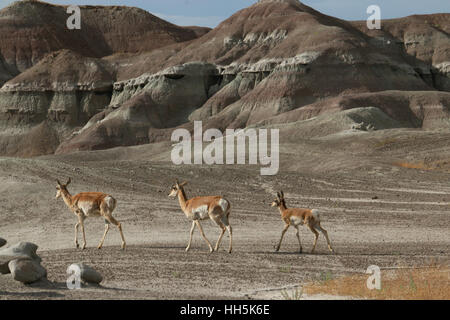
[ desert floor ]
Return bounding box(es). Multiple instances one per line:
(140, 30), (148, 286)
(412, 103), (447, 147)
(0, 128), (449, 299)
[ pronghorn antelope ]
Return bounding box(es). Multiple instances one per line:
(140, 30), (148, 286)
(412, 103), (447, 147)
(271, 191), (333, 254)
(168, 180), (232, 253)
(55, 178), (126, 250)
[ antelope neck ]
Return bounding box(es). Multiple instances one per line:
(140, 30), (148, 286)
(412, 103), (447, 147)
(177, 188), (188, 210)
(61, 189), (74, 207)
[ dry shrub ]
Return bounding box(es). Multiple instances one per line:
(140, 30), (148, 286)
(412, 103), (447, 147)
(394, 162), (432, 170)
(374, 138), (397, 149)
(394, 159), (450, 172)
(303, 265), (449, 300)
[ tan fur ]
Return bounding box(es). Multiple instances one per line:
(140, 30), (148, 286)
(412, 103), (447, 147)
(271, 191), (333, 254)
(169, 180), (232, 253)
(55, 178), (126, 250)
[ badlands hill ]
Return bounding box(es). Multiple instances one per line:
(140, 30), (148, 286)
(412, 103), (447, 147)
(0, 0), (203, 82)
(0, 0), (449, 156)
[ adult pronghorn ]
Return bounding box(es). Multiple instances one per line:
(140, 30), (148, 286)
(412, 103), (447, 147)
(168, 180), (232, 253)
(271, 191), (333, 254)
(55, 178), (126, 250)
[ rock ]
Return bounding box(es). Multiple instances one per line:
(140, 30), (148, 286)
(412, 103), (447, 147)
(0, 0), (448, 157)
(55, 62), (220, 154)
(0, 238), (6, 248)
(0, 1), (201, 77)
(0, 242), (42, 274)
(351, 122), (367, 131)
(70, 263), (103, 284)
(8, 258), (47, 284)
(0, 1), (206, 157)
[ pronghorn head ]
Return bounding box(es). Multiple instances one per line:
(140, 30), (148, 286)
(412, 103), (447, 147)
(168, 179), (188, 198)
(271, 191), (284, 207)
(55, 178), (71, 199)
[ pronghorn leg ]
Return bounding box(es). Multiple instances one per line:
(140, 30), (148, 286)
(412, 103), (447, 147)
(106, 216), (126, 250)
(98, 220), (110, 249)
(294, 226), (303, 253)
(275, 224), (290, 252)
(195, 220), (213, 253)
(74, 222), (80, 248)
(226, 225), (232, 254)
(221, 211), (232, 253)
(78, 214), (87, 250)
(308, 224), (319, 254)
(213, 219), (226, 252)
(315, 223), (334, 253)
(215, 212), (232, 253)
(186, 221), (196, 252)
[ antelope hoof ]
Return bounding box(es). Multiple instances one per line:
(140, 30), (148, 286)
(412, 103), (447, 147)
(185, 246), (191, 252)
(121, 243), (126, 250)
(208, 247), (214, 253)
(97, 245), (103, 250)
(299, 248), (303, 254)
(228, 249), (232, 254)
(75, 243), (79, 249)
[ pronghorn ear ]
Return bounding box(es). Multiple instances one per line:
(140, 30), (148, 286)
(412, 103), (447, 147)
(66, 178), (72, 186)
(276, 192), (281, 200)
(180, 181), (188, 187)
(175, 179), (180, 186)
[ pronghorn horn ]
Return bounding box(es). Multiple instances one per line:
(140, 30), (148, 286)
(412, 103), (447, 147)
(176, 179), (180, 185)
(276, 192), (281, 199)
(180, 181), (188, 187)
(280, 191), (284, 199)
(56, 179), (62, 186)
(66, 177), (72, 186)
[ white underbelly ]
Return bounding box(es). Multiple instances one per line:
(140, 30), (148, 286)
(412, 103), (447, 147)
(78, 202), (101, 217)
(191, 205), (209, 220)
(290, 216), (304, 226)
(85, 210), (101, 217)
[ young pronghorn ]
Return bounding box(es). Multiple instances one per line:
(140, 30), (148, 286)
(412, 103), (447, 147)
(168, 180), (232, 253)
(271, 191), (333, 254)
(55, 178), (126, 250)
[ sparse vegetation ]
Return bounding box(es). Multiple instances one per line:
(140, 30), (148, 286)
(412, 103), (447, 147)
(303, 265), (449, 300)
(318, 271), (334, 284)
(394, 159), (450, 172)
(374, 138), (397, 149)
(281, 286), (303, 300)
(279, 265), (292, 273)
(395, 161), (432, 170)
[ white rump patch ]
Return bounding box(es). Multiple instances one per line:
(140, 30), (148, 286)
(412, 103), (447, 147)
(311, 209), (320, 221)
(218, 199), (229, 212)
(104, 196), (115, 209)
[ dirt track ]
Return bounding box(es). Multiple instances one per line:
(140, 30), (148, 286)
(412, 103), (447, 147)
(0, 129), (449, 299)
